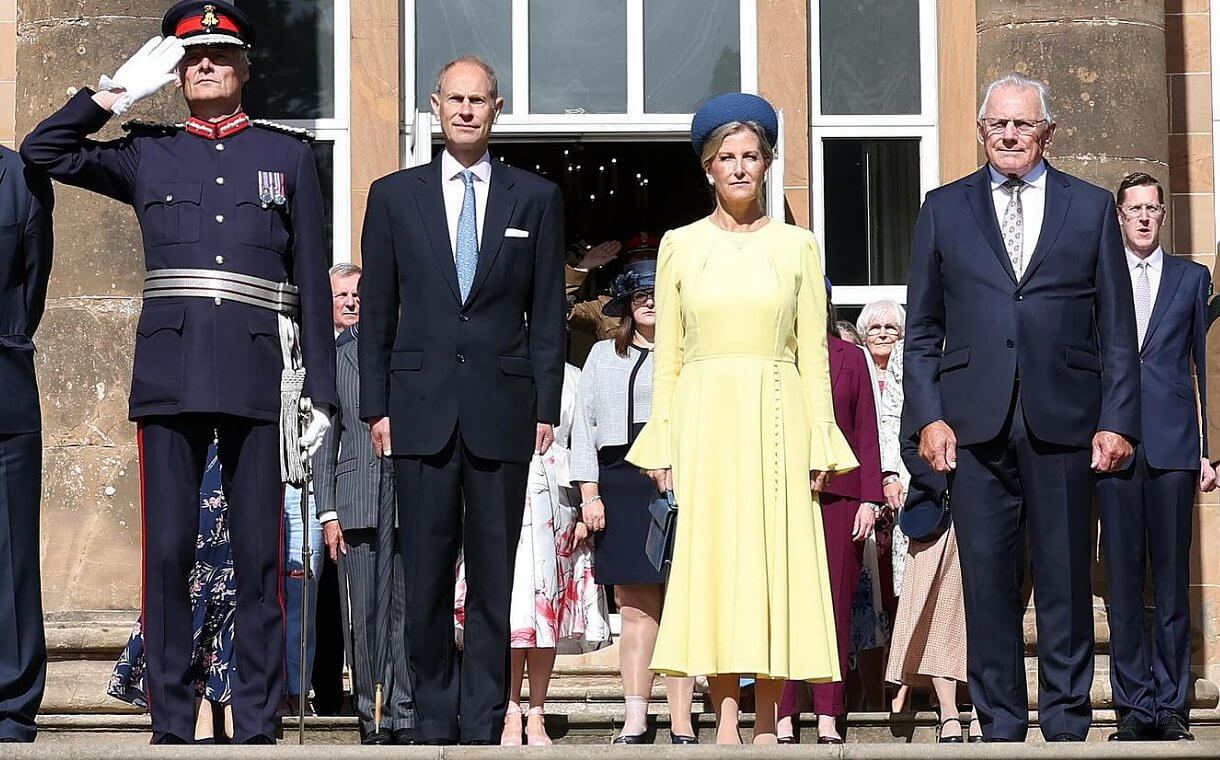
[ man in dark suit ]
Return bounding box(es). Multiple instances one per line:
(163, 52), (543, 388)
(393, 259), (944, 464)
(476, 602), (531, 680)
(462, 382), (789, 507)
(904, 73), (1140, 742)
(1097, 173), (1212, 742)
(0, 149), (53, 743)
(314, 263), (414, 746)
(20, 3), (335, 743)
(359, 56), (565, 745)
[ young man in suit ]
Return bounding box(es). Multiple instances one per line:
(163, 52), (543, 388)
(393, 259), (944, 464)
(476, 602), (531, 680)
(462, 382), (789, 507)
(1098, 173), (1214, 742)
(0, 149), (53, 743)
(904, 73), (1140, 742)
(358, 56), (565, 745)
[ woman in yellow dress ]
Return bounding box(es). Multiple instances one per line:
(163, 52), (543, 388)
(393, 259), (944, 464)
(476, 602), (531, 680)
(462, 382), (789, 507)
(627, 92), (857, 745)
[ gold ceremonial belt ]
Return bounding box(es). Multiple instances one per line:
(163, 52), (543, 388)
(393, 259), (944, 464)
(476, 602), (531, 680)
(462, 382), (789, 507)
(142, 268), (300, 316)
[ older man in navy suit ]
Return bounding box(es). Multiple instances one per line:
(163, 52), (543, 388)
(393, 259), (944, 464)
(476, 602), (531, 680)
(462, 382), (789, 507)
(1097, 173), (1213, 743)
(904, 73), (1140, 742)
(0, 149), (53, 744)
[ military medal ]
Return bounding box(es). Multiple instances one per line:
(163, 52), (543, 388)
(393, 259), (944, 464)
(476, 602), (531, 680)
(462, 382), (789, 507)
(258, 170), (287, 207)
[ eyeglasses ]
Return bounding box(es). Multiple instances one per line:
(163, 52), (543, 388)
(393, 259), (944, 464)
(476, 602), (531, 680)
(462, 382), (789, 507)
(865, 323), (902, 337)
(1119, 203), (1166, 218)
(979, 118), (1047, 136)
(631, 291), (655, 305)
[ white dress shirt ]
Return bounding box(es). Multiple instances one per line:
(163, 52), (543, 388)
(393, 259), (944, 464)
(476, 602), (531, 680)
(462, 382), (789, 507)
(1126, 245), (1164, 311)
(441, 149), (492, 260)
(988, 160), (1047, 277)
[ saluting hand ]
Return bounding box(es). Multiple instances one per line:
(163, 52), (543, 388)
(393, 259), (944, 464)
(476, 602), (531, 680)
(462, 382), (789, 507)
(97, 36), (185, 116)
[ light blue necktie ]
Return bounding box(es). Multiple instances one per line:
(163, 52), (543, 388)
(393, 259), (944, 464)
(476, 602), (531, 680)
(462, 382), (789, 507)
(455, 169), (479, 301)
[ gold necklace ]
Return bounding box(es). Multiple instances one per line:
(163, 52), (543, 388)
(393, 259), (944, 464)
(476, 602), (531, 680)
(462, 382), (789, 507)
(709, 214), (768, 252)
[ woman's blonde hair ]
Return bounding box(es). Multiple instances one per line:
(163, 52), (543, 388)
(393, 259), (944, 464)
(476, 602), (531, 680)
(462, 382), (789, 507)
(698, 120), (775, 172)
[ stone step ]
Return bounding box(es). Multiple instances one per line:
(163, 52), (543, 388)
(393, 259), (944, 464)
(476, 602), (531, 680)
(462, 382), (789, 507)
(27, 709), (1220, 746)
(44, 656), (1219, 715)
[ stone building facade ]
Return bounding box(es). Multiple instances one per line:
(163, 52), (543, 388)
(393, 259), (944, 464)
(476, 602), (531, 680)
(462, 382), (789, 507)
(4, 0), (1219, 719)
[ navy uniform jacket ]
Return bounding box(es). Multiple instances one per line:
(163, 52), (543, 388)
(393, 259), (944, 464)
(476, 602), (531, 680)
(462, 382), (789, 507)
(904, 163), (1140, 448)
(359, 153), (566, 463)
(0, 147), (54, 434)
(1136, 252), (1209, 470)
(20, 89), (335, 421)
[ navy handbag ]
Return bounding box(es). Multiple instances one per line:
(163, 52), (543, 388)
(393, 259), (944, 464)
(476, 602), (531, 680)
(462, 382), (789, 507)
(644, 490), (677, 576)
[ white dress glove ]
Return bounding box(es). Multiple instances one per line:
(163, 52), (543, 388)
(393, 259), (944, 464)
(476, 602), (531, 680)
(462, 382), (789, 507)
(300, 407), (331, 458)
(99, 36), (185, 116)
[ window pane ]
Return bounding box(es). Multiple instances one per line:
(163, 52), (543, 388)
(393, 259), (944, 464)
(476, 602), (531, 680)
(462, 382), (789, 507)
(823, 138), (919, 286)
(241, 0), (335, 119)
(819, 0), (920, 115)
(529, 0), (627, 114)
(644, 0), (740, 113)
(415, 0), (513, 112)
(310, 141), (335, 260)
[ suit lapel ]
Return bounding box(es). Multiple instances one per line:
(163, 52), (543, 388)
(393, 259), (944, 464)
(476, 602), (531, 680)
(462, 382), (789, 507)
(1018, 164), (1072, 287)
(830, 339), (845, 389)
(341, 341), (360, 375)
(465, 163), (516, 306)
(1142, 253), (1184, 352)
(965, 167), (1017, 284)
(414, 155), (462, 304)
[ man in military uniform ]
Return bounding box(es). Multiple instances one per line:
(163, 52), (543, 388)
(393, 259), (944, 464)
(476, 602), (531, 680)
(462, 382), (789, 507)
(21, 1), (335, 745)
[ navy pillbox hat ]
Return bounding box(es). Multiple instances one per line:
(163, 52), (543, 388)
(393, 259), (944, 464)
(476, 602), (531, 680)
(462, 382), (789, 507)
(690, 92), (779, 155)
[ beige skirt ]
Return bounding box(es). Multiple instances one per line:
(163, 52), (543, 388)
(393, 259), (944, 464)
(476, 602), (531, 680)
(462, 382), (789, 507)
(884, 523), (967, 685)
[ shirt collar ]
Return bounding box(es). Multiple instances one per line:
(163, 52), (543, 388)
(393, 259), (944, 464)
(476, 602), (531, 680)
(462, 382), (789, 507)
(442, 149), (493, 184)
(1126, 246), (1164, 272)
(988, 159), (1047, 190)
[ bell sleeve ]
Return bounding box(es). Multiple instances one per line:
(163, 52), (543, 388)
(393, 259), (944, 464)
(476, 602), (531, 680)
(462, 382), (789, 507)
(796, 233), (858, 475)
(627, 232), (682, 469)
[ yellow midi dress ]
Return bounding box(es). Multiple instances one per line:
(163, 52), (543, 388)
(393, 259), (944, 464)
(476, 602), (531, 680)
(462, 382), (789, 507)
(627, 217), (858, 681)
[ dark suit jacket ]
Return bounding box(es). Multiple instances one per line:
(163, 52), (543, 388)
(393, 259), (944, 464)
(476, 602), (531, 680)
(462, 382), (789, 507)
(1135, 252), (1209, 470)
(0, 148), (53, 435)
(825, 335), (884, 503)
(314, 328), (388, 530)
(359, 152), (566, 463)
(904, 162), (1140, 449)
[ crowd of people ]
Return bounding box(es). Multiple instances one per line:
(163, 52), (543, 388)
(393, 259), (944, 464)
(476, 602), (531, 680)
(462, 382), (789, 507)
(0, 0), (1212, 749)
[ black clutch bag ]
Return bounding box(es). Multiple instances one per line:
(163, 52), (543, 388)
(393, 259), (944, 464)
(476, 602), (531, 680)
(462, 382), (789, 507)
(898, 479), (952, 544)
(644, 490), (677, 576)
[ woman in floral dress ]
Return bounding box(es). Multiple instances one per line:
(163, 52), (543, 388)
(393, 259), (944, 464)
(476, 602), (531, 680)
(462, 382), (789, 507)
(109, 441), (237, 743)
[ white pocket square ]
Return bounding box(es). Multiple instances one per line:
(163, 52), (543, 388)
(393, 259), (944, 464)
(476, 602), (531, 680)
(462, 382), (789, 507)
(505, 227), (530, 238)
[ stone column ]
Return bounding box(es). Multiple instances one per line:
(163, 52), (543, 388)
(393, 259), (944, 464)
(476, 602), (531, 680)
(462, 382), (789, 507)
(18, 1), (188, 614)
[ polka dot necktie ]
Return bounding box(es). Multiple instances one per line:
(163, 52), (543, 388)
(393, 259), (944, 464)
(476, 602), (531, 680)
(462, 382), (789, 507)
(1002, 179), (1026, 278)
(1133, 261), (1152, 348)
(456, 169), (479, 301)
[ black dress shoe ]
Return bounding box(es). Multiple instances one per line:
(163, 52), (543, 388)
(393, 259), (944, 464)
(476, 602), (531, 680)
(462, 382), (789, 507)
(1158, 714), (1195, 741)
(816, 735), (844, 744)
(151, 734), (191, 745)
(1047, 733), (1084, 742)
(1109, 715), (1153, 741)
(242, 735), (276, 745)
(361, 728), (392, 745)
(392, 728), (418, 745)
(612, 733), (648, 744)
(670, 733), (698, 744)
(460, 739), (494, 745)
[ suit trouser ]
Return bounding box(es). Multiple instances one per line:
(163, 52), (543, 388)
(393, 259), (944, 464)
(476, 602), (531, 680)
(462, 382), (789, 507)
(1096, 448), (1194, 725)
(138, 415), (284, 744)
(778, 495), (862, 718)
(395, 427), (528, 743)
(338, 527), (414, 733)
(0, 431), (46, 742)
(952, 394), (1095, 741)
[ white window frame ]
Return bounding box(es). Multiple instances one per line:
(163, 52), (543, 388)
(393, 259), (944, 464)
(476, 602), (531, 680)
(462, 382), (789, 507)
(809, 0), (938, 310)
(258, 0), (353, 263)
(403, 0), (758, 147)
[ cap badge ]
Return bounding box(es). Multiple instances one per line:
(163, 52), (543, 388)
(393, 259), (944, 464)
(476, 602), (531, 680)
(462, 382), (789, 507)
(202, 5), (219, 32)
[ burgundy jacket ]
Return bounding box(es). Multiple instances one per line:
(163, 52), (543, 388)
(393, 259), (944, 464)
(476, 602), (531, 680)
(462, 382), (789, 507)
(823, 335), (885, 503)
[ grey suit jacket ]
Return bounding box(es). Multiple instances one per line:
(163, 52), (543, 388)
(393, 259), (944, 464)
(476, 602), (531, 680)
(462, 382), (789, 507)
(314, 331), (390, 530)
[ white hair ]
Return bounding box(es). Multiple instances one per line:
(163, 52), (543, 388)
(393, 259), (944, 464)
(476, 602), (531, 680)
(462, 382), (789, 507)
(856, 299), (906, 337)
(329, 262), (362, 278)
(978, 73), (1055, 123)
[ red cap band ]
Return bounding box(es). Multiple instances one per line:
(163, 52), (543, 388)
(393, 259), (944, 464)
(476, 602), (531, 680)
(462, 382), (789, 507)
(175, 14), (241, 38)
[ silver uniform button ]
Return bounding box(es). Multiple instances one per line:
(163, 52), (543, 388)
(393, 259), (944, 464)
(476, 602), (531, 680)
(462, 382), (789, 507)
(215, 255), (225, 264)
(215, 214), (224, 223)
(213, 297), (222, 306)
(165, 194), (173, 202)
(215, 143), (225, 151)
(215, 177), (225, 185)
